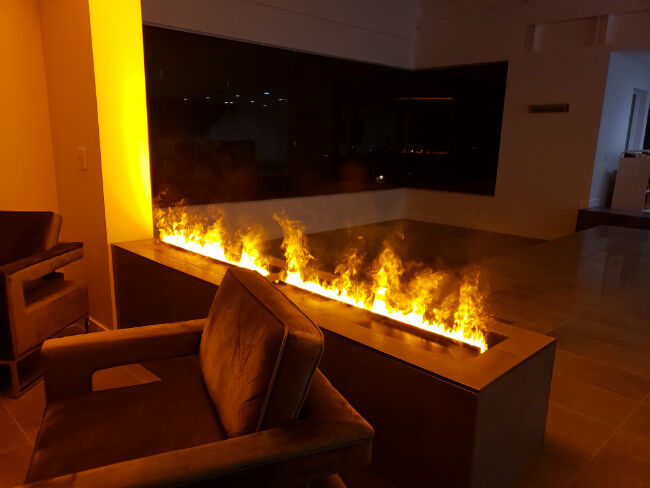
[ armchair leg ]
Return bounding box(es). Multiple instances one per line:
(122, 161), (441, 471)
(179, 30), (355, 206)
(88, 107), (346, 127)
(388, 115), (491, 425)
(84, 317), (89, 333)
(9, 361), (21, 398)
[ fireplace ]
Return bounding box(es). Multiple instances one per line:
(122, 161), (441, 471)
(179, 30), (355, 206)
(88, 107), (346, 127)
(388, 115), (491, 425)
(154, 208), (493, 353)
(278, 283), (555, 488)
(134, 19), (553, 488)
(112, 222), (556, 488)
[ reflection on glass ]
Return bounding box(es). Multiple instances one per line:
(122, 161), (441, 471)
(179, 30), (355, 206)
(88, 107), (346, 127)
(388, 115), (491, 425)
(144, 26), (507, 206)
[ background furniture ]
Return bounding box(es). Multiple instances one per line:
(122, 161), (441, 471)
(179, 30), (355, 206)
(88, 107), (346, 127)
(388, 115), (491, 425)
(576, 206), (650, 232)
(0, 211), (88, 397)
(24, 267), (373, 487)
(612, 154), (650, 212)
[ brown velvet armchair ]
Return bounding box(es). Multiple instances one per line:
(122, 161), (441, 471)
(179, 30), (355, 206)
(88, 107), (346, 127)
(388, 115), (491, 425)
(22, 267), (373, 487)
(0, 211), (88, 396)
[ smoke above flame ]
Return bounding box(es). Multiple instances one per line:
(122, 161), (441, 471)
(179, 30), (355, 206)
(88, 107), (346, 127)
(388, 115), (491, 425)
(155, 208), (489, 351)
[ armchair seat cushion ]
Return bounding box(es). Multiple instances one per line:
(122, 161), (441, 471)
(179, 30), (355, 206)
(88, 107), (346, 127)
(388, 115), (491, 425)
(26, 355), (225, 483)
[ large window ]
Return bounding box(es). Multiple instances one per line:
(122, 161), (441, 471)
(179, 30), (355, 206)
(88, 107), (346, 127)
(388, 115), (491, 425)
(144, 26), (507, 206)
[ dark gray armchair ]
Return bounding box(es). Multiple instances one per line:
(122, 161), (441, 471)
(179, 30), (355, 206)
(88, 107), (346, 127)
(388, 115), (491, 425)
(0, 211), (88, 396)
(22, 267), (373, 487)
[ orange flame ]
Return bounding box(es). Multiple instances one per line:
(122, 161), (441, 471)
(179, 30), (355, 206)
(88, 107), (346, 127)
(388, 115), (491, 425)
(155, 208), (488, 351)
(274, 214), (488, 352)
(154, 207), (270, 276)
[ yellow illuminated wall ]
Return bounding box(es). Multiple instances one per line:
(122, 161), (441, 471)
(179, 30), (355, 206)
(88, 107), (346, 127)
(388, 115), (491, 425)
(88, 0), (153, 244)
(0, 0), (58, 212)
(39, 0), (114, 328)
(37, 0), (153, 328)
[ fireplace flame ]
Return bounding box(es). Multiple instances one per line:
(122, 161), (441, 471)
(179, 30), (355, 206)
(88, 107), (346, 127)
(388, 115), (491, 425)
(155, 207), (270, 276)
(155, 208), (488, 351)
(274, 215), (488, 352)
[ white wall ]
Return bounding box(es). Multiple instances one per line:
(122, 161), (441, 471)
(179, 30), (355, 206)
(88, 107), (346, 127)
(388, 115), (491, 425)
(590, 51), (650, 207)
(406, 47), (611, 239)
(409, 1), (650, 238)
(141, 0), (418, 68)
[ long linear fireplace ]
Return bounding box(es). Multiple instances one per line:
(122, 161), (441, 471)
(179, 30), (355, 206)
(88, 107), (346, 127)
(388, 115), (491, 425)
(155, 208), (492, 352)
(112, 236), (555, 488)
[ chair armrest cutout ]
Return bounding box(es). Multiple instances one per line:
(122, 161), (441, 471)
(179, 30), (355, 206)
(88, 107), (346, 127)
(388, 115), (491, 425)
(43, 319), (204, 403)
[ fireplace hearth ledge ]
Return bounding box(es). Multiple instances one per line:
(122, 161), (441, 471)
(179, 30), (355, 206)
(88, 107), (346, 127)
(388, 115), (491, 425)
(112, 239), (556, 488)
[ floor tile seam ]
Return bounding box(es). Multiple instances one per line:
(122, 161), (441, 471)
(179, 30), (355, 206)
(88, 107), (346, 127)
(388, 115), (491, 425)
(563, 397), (644, 487)
(0, 444), (33, 488)
(547, 400), (613, 430)
(0, 401), (32, 451)
(552, 371), (641, 399)
(545, 316), (573, 335)
(619, 403), (650, 439)
(555, 323), (650, 354)
(0, 438), (32, 459)
(499, 316), (569, 336)
(492, 296), (588, 317)
(487, 301), (571, 326)
(573, 314), (650, 341)
(554, 329), (650, 366)
(549, 377), (640, 428)
(488, 298), (573, 322)
(567, 314), (650, 337)
(561, 350), (650, 380)
(553, 350), (650, 399)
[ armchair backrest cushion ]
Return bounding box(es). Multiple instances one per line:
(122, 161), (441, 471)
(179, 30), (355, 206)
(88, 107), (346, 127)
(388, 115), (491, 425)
(0, 211), (61, 265)
(200, 267), (323, 438)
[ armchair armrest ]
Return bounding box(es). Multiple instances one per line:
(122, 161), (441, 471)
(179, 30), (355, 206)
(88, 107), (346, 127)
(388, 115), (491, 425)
(22, 371), (374, 488)
(0, 242), (83, 282)
(43, 320), (205, 404)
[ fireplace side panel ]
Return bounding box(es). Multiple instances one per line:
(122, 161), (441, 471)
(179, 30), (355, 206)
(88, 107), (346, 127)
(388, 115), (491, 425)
(471, 342), (556, 488)
(112, 245), (217, 328)
(320, 329), (479, 488)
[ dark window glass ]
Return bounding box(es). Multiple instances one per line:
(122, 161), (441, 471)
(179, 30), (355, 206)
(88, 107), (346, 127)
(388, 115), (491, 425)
(144, 26), (507, 206)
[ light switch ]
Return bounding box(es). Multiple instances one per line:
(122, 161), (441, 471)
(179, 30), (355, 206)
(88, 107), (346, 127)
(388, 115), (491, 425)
(77, 146), (87, 171)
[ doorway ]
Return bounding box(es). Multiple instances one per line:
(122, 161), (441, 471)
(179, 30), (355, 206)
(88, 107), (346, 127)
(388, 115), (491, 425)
(625, 88), (648, 151)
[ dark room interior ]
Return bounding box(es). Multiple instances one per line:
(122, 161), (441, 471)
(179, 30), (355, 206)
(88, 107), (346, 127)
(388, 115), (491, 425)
(1, 2), (650, 488)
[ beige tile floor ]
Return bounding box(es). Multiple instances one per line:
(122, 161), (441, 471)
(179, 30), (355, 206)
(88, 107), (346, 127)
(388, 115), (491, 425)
(478, 226), (650, 488)
(1, 223), (649, 487)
